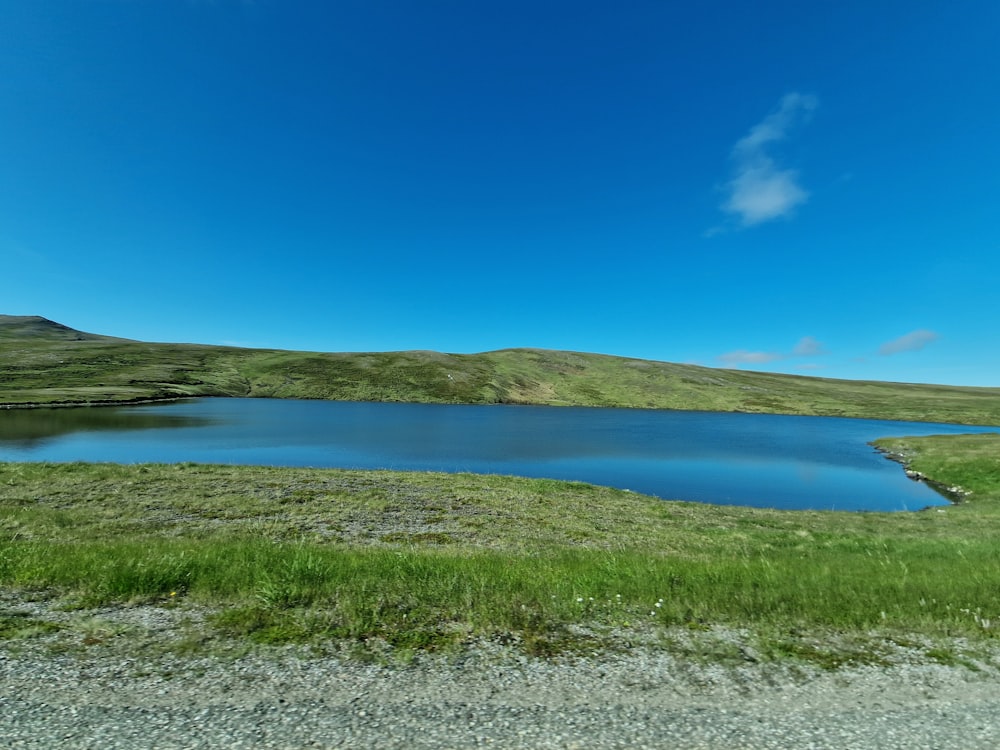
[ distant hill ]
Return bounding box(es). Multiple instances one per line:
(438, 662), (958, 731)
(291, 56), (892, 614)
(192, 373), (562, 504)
(2, 315), (999, 425)
(0, 315), (132, 343)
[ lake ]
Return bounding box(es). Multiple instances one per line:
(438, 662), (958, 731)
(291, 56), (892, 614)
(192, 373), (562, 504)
(1, 398), (996, 511)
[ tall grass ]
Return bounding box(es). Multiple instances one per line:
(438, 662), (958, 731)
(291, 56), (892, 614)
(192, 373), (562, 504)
(4, 534), (999, 651)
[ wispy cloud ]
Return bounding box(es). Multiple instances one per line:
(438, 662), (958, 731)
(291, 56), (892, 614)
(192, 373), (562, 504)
(793, 335), (826, 356)
(718, 92), (817, 227)
(878, 329), (940, 356)
(718, 335), (827, 368)
(718, 349), (783, 366)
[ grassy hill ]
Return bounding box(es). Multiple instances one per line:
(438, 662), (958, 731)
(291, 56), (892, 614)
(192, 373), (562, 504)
(3, 315), (999, 425)
(0, 315), (131, 343)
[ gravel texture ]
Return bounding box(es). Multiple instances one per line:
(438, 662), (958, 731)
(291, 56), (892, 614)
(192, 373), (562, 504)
(3, 599), (1000, 749)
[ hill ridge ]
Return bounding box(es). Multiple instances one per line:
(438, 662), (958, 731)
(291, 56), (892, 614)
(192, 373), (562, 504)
(0, 315), (131, 343)
(1, 315), (998, 425)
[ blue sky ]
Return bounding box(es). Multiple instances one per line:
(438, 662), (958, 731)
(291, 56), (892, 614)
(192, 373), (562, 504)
(2, 1), (998, 386)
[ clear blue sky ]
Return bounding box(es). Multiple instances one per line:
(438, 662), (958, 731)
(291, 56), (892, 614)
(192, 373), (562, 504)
(3, 1), (998, 386)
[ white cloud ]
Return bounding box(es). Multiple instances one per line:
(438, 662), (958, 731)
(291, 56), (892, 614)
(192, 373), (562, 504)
(724, 164), (807, 225)
(793, 336), (826, 357)
(720, 93), (817, 227)
(718, 334), (826, 368)
(732, 93), (817, 156)
(878, 329), (940, 356)
(718, 349), (783, 366)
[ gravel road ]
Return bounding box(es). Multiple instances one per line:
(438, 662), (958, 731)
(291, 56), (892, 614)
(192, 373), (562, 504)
(3, 601), (1000, 749)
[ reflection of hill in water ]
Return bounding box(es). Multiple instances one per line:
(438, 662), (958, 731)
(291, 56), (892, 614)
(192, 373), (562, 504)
(0, 407), (208, 448)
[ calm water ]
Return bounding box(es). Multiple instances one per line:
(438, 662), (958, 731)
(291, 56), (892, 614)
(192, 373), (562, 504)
(2, 398), (997, 511)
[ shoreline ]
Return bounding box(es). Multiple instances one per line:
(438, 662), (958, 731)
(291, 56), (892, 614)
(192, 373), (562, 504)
(872, 444), (972, 502)
(2, 393), (995, 429)
(0, 396), (192, 410)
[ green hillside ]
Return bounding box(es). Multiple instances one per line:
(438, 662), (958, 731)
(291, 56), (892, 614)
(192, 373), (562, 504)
(0, 315), (131, 343)
(2, 315), (999, 425)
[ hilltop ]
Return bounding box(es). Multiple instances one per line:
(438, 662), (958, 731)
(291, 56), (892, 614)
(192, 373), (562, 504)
(0, 315), (132, 343)
(1, 315), (998, 424)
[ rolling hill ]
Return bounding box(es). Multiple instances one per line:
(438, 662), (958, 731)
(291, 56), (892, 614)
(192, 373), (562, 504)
(2, 315), (998, 425)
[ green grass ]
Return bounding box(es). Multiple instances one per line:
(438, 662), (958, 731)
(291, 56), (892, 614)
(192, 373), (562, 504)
(3, 438), (1000, 658)
(873, 434), (1000, 508)
(4, 316), (1000, 663)
(3, 315), (1000, 424)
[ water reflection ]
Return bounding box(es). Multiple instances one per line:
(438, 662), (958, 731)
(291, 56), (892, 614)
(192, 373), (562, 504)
(0, 404), (211, 449)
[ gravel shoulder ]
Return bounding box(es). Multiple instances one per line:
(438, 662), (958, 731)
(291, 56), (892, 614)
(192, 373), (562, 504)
(3, 598), (1000, 749)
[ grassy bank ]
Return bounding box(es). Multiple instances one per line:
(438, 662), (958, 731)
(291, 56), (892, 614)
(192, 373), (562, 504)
(3, 435), (1000, 662)
(3, 315), (1000, 424)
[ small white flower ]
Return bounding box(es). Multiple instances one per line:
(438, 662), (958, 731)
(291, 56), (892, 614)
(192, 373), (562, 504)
(576, 597), (584, 603)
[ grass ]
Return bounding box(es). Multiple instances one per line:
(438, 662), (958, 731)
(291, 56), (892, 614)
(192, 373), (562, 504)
(2, 437), (1000, 661)
(3, 316), (1000, 665)
(3, 315), (1000, 424)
